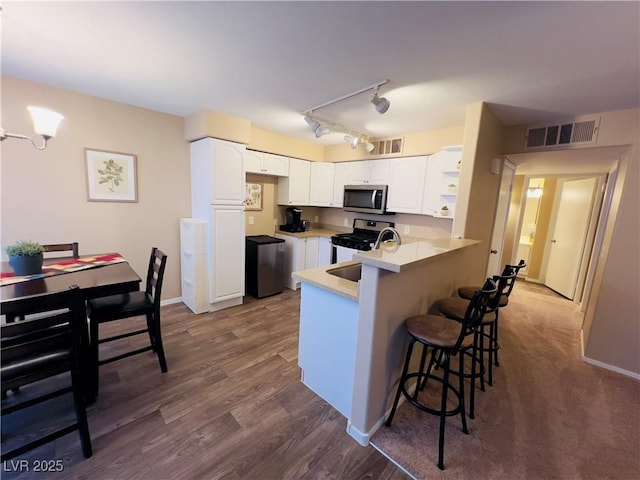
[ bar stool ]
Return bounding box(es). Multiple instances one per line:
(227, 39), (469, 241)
(456, 260), (525, 368)
(385, 278), (496, 470)
(432, 267), (517, 405)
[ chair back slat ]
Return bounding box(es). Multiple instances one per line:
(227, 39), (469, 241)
(456, 278), (497, 349)
(1, 286), (84, 381)
(144, 247), (168, 310)
(42, 242), (79, 258)
(489, 266), (517, 309)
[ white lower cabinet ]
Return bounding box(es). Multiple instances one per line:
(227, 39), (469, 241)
(298, 282), (358, 417)
(318, 237), (332, 266)
(275, 234), (332, 289)
(209, 205), (245, 308)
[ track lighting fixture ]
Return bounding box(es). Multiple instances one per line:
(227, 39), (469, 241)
(369, 87), (390, 114)
(0, 106), (64, 150)
(315, 124), (330, 138)
(300, 80), (390, 144)
(344, 134), (360, 149)
(363, 139), (375, 153)
(304, 114), (321, 133)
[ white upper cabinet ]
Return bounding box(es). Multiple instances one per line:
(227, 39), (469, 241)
(263, 153), (290, 176)
(332, 162), (349, 207)
(190, 138), (245, 216)
(422, 146), (461, 218)
(278, 157), (311, 205)
(387, 156), (428, 214)
(309, 162), (335, 206)
(244, 150), (289, 176)
(346, 159), (390, 185)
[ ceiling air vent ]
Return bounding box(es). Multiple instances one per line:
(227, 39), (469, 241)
(369, 137), (403, 155)
(524, 117), (600, 149)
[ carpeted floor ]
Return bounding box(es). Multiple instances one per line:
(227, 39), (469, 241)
(370, 281), (640, 479)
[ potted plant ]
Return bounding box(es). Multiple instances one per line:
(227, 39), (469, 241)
(5, 240), (45, 275)
(447, 183), (457, 193)
(440, 205), (450, 216)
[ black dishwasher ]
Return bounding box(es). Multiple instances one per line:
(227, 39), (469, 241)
(245, 235), (286, 299)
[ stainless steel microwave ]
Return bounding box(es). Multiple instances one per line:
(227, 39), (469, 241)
(343, 185), (390, 214)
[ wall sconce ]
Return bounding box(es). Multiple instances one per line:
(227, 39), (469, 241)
(0, 106), (64, 150)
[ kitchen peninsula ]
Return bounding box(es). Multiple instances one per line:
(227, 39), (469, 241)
(292, 237), (481, 446)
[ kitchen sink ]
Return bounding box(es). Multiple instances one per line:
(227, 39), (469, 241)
(326, 263), (362, 282)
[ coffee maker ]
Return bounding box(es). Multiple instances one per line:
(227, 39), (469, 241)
(280, 207), (304, 232)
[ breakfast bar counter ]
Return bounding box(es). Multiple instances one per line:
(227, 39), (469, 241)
(292, 236), (482, 446)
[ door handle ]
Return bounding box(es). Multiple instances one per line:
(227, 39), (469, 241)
(551, 239), (557, 243)
(490, 249), (498, 254)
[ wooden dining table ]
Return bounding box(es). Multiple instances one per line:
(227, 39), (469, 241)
(1, 254), (142, 401)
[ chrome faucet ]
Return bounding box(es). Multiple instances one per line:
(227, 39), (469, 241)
(373, 227), (402, 250)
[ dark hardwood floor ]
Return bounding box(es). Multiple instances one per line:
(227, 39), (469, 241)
(1, 289), (408, 480)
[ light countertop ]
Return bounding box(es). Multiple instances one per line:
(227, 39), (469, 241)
(292, 261), (360, 302)
(292, 237), (481, 301)
(274, 227), (344, 239)
(355, 237), (481, 273)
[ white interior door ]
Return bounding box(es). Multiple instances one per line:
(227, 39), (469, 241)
(544, 177), (597, 299)
(487, 161), (515, 277)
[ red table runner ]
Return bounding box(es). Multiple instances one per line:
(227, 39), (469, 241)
(0, 253), (127, 286)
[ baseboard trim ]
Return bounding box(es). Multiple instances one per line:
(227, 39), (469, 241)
(582, 355), (640, 380)
(345, 378), (417, 447)
(162, 297), (183, 307)
(581, 330), (640, 379)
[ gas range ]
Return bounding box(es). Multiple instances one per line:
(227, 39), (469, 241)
(331, 219), (395, 251)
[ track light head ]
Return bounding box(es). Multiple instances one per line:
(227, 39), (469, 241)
(315, 123), (331, 138)
(370, 90), (390, 114)
(363, 139), (375, 153)
(344, 134), (360, 149)
(304, 114), (321, 132)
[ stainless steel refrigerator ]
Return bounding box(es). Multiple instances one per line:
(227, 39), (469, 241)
(245, 235), (285, 298)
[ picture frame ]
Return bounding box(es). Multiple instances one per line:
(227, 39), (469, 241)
(244, 182), (263, 211)
(85, 148), (138, 202)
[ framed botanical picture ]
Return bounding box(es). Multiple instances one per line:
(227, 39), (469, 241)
(85, 148), (138, 202)
(244, 182), (263, 211)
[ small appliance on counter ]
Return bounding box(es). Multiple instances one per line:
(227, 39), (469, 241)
(279, 207), (305, 232)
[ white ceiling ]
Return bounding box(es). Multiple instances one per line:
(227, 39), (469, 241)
(2, 1), (639, 146)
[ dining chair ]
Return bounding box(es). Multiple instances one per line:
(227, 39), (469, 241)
(43, 242), (80, 258)
(87, 247), (168, 399)
(1, 285), (93, 461)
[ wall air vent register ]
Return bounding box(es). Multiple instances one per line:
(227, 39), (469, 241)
(524, 117), (600, 149)
(368, 137), (403, 156)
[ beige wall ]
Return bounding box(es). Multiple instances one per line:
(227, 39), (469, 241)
(248, 127), (324, 162)
(503, 108), (640, 375)
(452, 102), (504, 283)
(1, 76), (190, 301)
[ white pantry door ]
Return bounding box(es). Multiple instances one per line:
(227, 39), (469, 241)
(544, 177), (597, 299)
